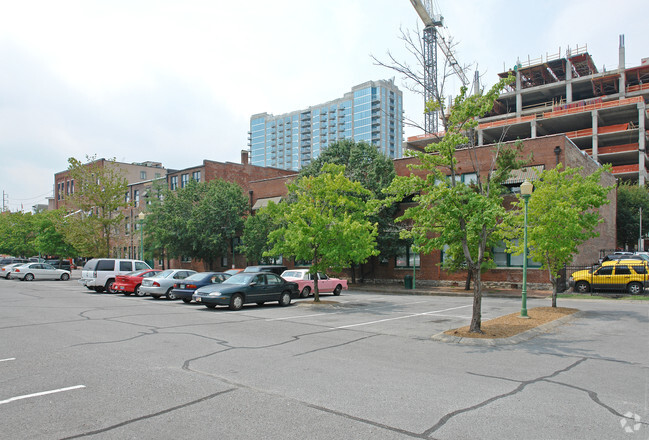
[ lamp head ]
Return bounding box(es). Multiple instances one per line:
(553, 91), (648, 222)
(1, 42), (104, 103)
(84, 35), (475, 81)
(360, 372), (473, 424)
(520, 179), (533, 196)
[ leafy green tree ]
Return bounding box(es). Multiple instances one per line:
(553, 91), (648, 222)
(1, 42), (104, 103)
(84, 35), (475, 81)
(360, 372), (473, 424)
(383, 76), (524, 333)
(505, 164), (613, 307)
(299, 139), (405, 280)
(0, 212), (36, 257)
(616, 182), (649, 249)
(62, 156), (129, 257)
(264, 164), (379, 301)
(33, 209), (77, 257)
(240, 210), (277, 265)
(145, 179), (248, 269)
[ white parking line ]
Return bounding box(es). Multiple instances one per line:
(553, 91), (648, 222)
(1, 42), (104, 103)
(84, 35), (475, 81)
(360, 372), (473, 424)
(0, 385), (86, 405)
(0, 358), (16, 362)
(332, 304), (473, 329)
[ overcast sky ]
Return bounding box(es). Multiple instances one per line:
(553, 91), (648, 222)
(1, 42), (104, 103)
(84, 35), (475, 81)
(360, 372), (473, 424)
(0, 0), (645, 211)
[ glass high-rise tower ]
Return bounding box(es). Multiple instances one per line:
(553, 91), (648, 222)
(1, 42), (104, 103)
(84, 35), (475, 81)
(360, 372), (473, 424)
(249, 79), (403, 170)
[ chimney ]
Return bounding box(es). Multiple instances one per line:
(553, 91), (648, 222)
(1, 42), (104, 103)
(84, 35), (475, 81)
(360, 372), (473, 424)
(241, 150), (249, 165)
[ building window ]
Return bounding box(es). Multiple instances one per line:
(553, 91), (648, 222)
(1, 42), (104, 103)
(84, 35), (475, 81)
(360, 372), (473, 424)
(170, 176), (178, 190)
(125, 221), (130, 235)
(192, 171), (201, 182)
(396, 245), (420, 268)
(181, 256), (191, 263)
(140, 171), (147, 180)
(134, 190), (140, 207)
(125, 191), (130, 203)
(493, 241), (541, 268)
(181, 174), (189, 188)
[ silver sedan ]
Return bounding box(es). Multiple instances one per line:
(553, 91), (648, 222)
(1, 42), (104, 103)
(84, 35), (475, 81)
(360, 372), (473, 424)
(139, 269), (196, 299)
(11, 263), (71, 281)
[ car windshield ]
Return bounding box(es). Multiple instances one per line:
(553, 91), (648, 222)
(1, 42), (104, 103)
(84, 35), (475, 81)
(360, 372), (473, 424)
(154, 270), (175, 278)
(223, 273), (255, 285)
(282, 271), (303, 278)
(126, 269), (149, 276)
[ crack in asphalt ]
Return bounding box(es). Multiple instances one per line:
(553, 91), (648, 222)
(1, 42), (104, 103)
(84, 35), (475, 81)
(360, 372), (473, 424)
(421, 358), (588, 436)
(58, 388), (237, 439)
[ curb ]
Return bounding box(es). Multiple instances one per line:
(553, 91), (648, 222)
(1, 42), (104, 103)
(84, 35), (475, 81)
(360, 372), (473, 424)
(431, 311), (584, 346)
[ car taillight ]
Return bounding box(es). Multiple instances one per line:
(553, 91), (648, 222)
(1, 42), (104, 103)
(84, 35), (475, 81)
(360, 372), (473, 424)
(14, 269), (20, 272)
(174, 283), (179, 288)
(153, 281), (160, 287)
(186, 284), (197, 289)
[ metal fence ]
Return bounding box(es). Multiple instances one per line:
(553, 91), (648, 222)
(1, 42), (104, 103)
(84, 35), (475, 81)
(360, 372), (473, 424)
(557, 264), (648, 295)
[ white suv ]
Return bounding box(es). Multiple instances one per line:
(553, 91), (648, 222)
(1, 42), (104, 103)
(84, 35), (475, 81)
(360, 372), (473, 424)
(80, 258), (151, 292)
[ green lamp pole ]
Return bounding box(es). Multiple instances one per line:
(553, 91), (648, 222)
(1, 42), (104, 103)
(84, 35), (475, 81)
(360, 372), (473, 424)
(520, 179), (533, 318)
(138, 211), (146, 261)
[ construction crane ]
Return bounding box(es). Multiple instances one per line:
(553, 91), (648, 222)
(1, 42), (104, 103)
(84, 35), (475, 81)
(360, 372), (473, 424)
(409, 0), (469, 134)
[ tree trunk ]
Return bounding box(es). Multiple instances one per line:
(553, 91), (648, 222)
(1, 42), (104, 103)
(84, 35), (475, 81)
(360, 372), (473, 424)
(350, 264), (356, 284)
(464, 270), (472, 290)
(313, 275), (320, 302)
(550, 275), (557, 307)
(469, 267), (483, 333)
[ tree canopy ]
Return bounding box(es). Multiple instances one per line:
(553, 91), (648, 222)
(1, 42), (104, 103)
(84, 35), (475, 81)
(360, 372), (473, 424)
(616, 182), (649, 249)
(264, 163), (379, 301)
(61, 156), (129, 257)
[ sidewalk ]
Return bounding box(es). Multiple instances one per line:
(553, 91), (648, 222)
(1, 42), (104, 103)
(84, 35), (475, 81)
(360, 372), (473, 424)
(349, 282), (552, 299)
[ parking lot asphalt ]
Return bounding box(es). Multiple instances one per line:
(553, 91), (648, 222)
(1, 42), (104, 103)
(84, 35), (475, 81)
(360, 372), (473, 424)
(1, 276), (647, 439)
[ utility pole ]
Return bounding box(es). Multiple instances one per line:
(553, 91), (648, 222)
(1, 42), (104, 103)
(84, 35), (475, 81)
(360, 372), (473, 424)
(639, 207), (643, 252)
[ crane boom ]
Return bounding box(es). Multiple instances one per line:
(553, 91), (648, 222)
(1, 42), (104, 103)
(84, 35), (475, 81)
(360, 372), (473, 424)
(438, 34), (469, 85)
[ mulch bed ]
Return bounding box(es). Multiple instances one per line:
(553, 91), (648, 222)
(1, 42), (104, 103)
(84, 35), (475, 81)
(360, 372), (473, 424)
(444, 307), (579, 339)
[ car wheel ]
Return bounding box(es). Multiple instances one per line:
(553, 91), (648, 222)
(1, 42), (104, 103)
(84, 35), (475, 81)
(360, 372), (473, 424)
(134, 285), (145, 297)
(205, 304), (216, 309)
(300, 286), (311, 298)
(279, 291), (291, 307)
(627, 282), (643, 295)
(24, 273), (34, 281)
(574, 281), (590, 294)
(182, 298), (191, 303)
(105, 279), (115, 293)
(333, 284), (342, 296)
(229, 293), (244, 311)
(166, 288), (177, 300)
(60, 273), (70, 281)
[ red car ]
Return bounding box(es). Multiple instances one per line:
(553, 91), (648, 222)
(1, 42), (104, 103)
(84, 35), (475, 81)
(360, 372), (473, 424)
(112, 269), (162, 296)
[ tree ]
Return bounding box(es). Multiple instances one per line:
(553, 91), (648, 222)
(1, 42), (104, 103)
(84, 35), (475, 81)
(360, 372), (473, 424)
(145, 179), (248, 269)
(382, 76), (524, 333)
(299, 140), (405, 280)
(33, 209), (77, 257)
(616, 182), (649, 250)
(264, 164), (379, 301)
(505, 164), (613, 307)
(0, 212), (36, 257)
(240, 210), (277, 265)
(61, 156), (129, 257)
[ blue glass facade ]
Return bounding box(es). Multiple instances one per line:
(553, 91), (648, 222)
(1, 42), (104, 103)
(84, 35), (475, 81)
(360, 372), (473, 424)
(250, 79), (403, 170)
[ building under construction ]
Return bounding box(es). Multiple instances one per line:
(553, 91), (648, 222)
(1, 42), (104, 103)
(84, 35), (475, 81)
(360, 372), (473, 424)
(407, 36), (649, 184)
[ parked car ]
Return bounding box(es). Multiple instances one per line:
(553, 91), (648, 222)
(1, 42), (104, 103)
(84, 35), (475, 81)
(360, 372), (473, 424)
(79, 258), (151, 292)
(1, 263), (26, 279)
(281, 269), (348, 298)
(140, 269), (197, 299)
(112, 269), (163, 296)
(600, 252), (648, 263)
(224, 268), (244, 276)
(46, 259), (72, 271)
(192, 272), (298, 310)
(0, 257), (29, 266)
(170, 272), (230, 303)
(569, 260), (648, 294)
(243, 265), (287, 276)
(11, 263), (71, 281)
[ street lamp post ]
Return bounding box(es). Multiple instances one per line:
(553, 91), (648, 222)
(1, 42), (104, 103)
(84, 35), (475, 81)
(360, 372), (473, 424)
(520, 179), (533, 319)
(138, 212), (146, 261)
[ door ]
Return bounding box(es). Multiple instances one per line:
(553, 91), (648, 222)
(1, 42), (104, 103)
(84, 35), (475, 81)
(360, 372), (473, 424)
(591, 266), (613, 290)
(247, 274), (267, 302)
(40, 263), (59, 280)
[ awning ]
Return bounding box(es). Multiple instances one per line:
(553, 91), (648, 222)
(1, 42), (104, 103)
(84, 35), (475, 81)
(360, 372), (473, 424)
(501, 165), (544, 185)
(252, 196), (282, 210)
